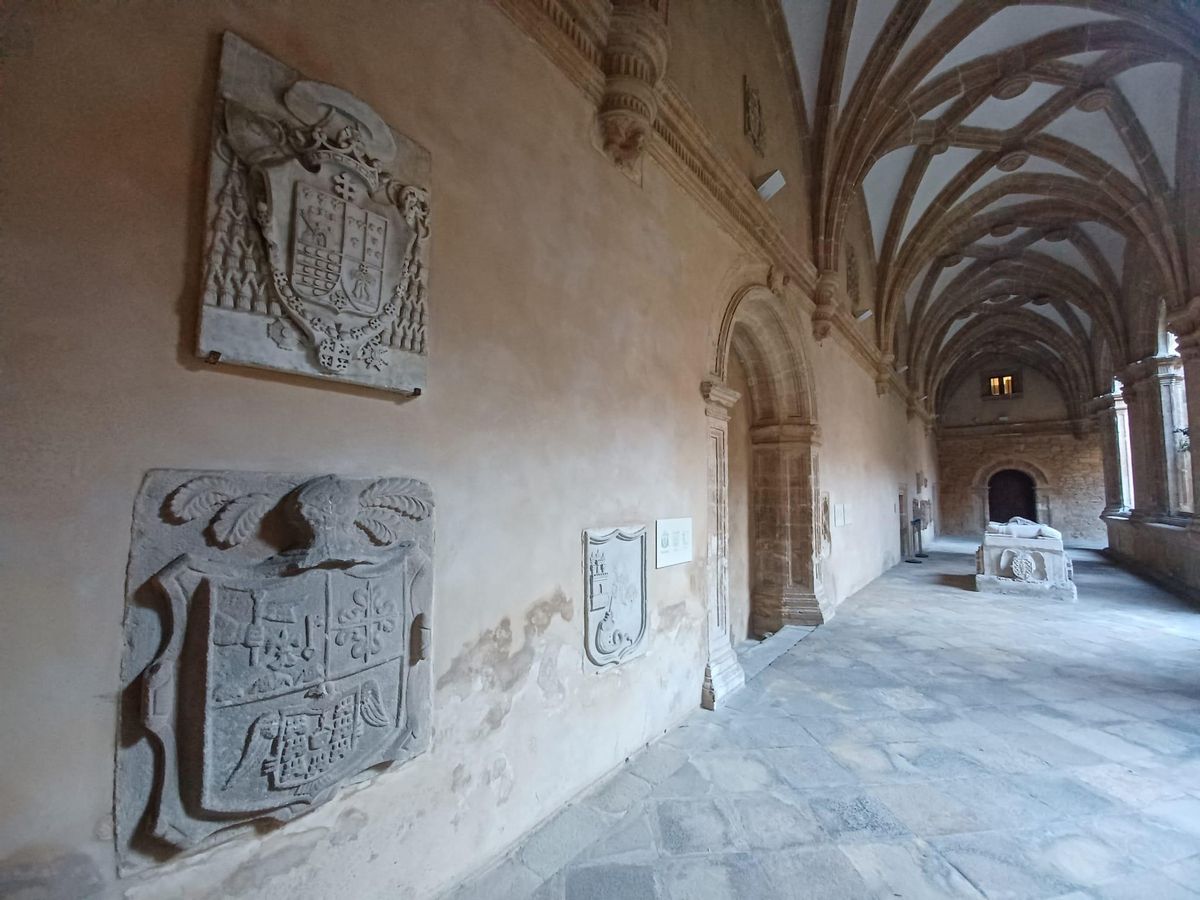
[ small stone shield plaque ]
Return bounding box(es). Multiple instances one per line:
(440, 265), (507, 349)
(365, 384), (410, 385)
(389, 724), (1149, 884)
(583, 526), (648, 667)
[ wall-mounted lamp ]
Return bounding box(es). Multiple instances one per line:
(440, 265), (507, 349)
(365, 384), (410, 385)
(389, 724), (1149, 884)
(855, 309), (873, 322)
(755, 169), (786, 201)
(897, 365), (909, 374)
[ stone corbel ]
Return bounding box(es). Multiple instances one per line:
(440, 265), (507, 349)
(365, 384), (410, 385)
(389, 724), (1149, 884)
(812, 271), (840, 343)
(1169, 295), (1200, 360)
(875, 352), (895, 397)
(768, 264), (790, 298)
(597, 0), (670, 172)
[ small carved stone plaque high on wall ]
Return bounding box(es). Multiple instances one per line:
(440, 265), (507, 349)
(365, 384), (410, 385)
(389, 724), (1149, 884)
(583, 526), (648, 668)
(117, 469), (434, 868)
(197, 33), (431, 395)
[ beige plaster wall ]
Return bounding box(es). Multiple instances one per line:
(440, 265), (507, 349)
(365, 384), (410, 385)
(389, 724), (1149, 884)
(941, 365), (1071, 426)
(938, 430), (1107, 543)
(726, 353), (754, 645)
(814, 340), (940, 599)
(667, 0), (811, 254)
(0, 2), (935, 897)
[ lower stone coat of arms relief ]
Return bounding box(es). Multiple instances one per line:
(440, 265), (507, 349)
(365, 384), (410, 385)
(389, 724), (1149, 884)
(583, 526), (648, 668)
(116, 469), (434, 870)
(197, 32), (431, 395)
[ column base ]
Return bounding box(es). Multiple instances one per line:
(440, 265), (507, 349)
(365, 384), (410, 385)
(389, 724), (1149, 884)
(752, 586), (835, 631)
(701, 637), (745, 710)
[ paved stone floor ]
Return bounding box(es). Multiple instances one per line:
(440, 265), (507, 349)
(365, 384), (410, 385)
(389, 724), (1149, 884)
(447, 540), (1200, 899)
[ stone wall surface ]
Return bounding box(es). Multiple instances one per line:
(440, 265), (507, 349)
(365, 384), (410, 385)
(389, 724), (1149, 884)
(1106, 518), (1200, 597)
(938, 428), (1106, 543)
(0, 2), (936, 898)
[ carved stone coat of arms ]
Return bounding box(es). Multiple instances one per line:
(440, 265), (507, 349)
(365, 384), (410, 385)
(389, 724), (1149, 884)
(197, 33), (431, 394)
(116, 469), (434, 869)
(583, 526), (648, 668)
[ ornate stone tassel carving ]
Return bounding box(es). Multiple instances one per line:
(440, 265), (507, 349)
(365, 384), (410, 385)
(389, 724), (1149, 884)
(598, 0), (670, 170)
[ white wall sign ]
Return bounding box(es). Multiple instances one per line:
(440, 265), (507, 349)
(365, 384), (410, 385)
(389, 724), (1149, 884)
(655, 518), (693, 568)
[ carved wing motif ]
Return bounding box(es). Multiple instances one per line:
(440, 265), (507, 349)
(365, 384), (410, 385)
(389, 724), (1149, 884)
(168, 476), (238, 521)
(210, 493), (274, 548)
(354, 478), (432, 545)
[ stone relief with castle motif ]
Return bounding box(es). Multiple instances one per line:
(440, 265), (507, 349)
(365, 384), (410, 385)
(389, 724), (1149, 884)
(197, 33), (431, 395)
(583, 526), (648, 668)
(116, 469), (434, 869)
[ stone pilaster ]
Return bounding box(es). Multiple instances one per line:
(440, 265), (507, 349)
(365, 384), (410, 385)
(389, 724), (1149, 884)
(700, 378), (745, 710)
(748, 421), (831, 629)
(1087, 393), (1125, 517)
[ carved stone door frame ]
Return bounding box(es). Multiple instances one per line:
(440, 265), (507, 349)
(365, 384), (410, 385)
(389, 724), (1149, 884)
(701, 381), (747, 710)
(698, 280), (825, 709)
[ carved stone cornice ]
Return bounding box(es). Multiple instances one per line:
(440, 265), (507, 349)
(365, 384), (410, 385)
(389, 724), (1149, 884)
(598, 0), (670, 170)
(492, 0), (607, 100)
(701, 378), (740, 420)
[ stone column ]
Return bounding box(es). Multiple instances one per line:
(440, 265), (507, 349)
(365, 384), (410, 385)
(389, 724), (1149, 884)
(748, 421), (830, 629)
(1171, 297), (1200, 528)
(1087, 393), (1125, 517)
(700, 379), (746, 710)
(1157, 362), (1189, 515)
(1121, 357), (1172, 519)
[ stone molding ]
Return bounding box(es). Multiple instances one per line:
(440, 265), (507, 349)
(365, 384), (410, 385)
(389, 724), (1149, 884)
(700, 378), (740, 421)
(748, 421), (821, 447)
(938, 418), (1092, 439)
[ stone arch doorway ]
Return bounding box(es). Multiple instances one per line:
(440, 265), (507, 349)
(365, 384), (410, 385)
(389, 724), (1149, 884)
(701, 281), (826, 709)
(988, 469), (1037, 523)
(972, 460), (1052, 530)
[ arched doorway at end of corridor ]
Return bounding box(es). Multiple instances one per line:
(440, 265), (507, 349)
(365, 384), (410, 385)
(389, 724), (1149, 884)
(988, 468), (1037, 522)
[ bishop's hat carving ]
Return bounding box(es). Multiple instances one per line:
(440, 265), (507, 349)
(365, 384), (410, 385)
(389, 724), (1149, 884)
(198, 33), (431, 395)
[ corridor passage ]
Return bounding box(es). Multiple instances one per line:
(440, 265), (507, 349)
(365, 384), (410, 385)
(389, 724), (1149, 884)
(449, 541), (1200, 900)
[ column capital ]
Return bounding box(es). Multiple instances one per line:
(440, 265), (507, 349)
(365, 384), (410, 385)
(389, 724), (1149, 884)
(1169, 294), (1200, 359)
(1086, 393), (1117, 416)
(701, 377), (740, 420)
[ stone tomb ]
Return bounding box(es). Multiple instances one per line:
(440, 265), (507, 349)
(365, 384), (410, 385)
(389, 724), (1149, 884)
(583, 526), (648, 668)
(117, 469), (434, 869)
(197, 33), (431, 395)
(975, 516), (1077, 602)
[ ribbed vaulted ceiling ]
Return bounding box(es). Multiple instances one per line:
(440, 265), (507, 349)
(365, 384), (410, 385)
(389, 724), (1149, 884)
(780, 0), (1200, 420)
